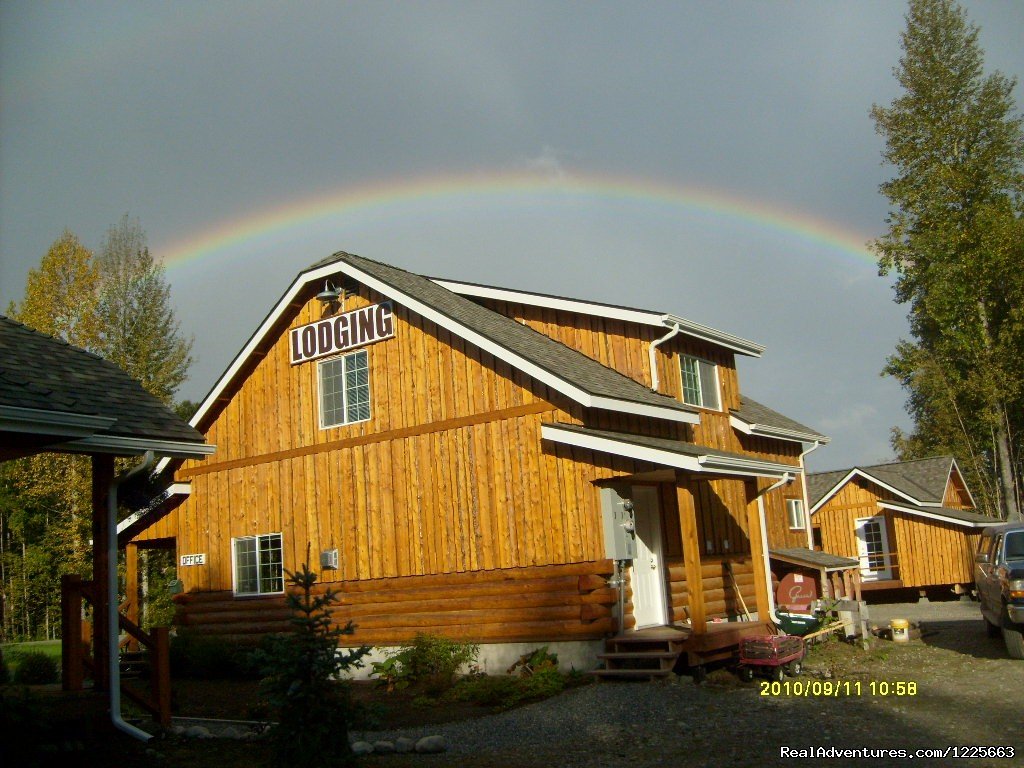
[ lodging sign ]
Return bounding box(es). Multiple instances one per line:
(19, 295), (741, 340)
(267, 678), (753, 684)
(290, 301), (395, 365)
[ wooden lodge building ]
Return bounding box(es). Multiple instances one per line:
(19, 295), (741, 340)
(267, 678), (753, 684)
(808, 457), (999, 595)
(125, 252), (834, 671)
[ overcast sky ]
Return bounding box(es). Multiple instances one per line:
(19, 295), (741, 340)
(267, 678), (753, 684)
(2, 1), (1022, 473)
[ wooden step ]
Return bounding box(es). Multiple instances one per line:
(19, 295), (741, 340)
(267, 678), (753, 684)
(588, 667), (675, 680)
(597, 651), (679, 662)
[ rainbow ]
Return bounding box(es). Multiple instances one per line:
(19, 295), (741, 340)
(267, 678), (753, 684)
(158, 170), (876, 272)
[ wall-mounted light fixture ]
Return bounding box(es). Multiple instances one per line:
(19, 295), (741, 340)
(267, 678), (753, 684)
(316, 280), (341, 303)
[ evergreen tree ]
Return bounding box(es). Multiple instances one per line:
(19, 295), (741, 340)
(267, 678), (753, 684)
(96, 214), (193, 405)
(871, 0), (1024, 519)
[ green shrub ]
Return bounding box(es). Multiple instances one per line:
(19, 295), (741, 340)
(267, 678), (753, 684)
(170, 632), (261, 679)
(371, 634), (479, 695)
(447, 666), (566, 710)
(12, 652), (58, 685)
(0, 648), (8, 684)
(507, 645), (559, 676)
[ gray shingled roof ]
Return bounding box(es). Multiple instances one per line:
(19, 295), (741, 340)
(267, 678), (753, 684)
(808, 456), (958, 508)
(806, 469), (849, 507)
(731, 396), (828, 441)
(321, 252), (698, 417)
(0, 315), (205, 446)
(770, 547), (859, 571)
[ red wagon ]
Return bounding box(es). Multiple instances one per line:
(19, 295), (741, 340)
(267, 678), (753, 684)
(737, 634), (804, 682)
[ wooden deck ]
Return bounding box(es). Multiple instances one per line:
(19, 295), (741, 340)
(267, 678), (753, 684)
(611, 621), (775, 670)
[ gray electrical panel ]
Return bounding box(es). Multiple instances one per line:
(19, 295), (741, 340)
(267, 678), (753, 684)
(600, 486), (636, 560)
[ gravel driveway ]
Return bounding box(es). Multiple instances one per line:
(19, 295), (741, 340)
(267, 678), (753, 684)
(361, 599), (1024, 768)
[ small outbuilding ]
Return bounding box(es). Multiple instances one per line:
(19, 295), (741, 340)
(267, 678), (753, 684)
(808, 456), (999, 594)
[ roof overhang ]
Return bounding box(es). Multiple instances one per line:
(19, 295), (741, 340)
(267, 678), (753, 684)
(729, 414), (830, 445)
(431, 278), (765, 357)
(541, 422), (799, 480)
(0, 404), (116, 439)
(877, 500), (1000, 529)
(56, 434), (216, 459)
(117, 481), (191, 546)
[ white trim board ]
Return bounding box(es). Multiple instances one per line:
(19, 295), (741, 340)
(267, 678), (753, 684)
(432, 278), (765, 358)
(540, 423), (798, 479)
(876, 501), (1000, 529)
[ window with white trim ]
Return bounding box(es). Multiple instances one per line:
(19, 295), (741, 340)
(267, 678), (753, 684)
(786, 498), (806, 530)
(232, 533), (284, 596)
(319, 350), (370, 428)
(679, 355), (720, 410)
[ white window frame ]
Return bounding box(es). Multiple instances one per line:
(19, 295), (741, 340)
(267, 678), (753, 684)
(679, 354), (721, 410)
(318, 349), (371, 429)
(786, 498), (806, 530)
(231, 532), (285, 596)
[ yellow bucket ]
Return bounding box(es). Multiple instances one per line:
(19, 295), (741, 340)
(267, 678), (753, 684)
(891, 618), (910, 643)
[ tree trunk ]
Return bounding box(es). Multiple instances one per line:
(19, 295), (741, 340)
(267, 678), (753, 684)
(995, 419), (1021, 520)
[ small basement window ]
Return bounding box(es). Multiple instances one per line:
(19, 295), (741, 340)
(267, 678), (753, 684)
(679, 355), (720, 410)
(319, 349), (370, 428)
(233, 533), (284, 596)
(787, 499), (806, 530)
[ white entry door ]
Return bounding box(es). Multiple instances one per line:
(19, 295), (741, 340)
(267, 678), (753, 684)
(855, 515), (893, 581)
(630, 485), (667, 628)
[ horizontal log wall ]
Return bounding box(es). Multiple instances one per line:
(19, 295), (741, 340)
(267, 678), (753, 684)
(665, 557), (756, 622)
(173, 561), (616, 646)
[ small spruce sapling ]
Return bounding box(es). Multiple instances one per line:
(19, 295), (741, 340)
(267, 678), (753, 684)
(255, 552), (369, 767)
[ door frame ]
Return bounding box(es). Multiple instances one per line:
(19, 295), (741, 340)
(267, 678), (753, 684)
(630, 485), (668, 628)
(854, 515), (893, 581)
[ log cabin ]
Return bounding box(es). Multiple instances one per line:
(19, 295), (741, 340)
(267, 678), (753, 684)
(124, 251), (831, 674)
(808, 457), (1000, 596)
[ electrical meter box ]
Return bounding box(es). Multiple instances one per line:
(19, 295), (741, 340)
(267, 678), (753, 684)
(600, 486), (636, 560)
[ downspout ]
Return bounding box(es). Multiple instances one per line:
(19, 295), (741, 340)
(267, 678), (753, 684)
(756, 472), (793, 624)
(648, 323), (681, 392)
(108, 451), (156, 743)
(798, 441), (822, 550)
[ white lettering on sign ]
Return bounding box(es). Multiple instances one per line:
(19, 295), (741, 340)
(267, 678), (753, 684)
(289, 302), (395, 365)
(180, 553), (206, 567)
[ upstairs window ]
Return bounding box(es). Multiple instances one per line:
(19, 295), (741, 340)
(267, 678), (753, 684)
(233, 533), (283, 596)
(679, 355), (720, 410)
(786, 499), (806, 530)
(319, 350), (370, 428)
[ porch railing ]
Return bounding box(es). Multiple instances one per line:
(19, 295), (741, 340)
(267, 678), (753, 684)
(60, 574), (171, 727)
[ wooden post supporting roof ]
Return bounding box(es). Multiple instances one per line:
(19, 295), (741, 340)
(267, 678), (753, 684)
(675, 475), (705, 634)
(744, 479), (772, 621)
(91, 454), (114, 692)
(125, 542), (140, 652)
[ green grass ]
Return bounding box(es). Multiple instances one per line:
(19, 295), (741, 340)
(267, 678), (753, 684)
(2, 639), (62, 676)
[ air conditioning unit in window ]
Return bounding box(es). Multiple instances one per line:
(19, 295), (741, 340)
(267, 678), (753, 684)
(320, 549), (339, 571)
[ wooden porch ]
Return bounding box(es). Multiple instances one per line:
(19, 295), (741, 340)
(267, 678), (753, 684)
(592, 621), (774, 679)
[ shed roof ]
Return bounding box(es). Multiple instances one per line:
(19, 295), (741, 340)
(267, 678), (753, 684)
(0, 315), (210, 458)
(769, 547), (859, 571)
